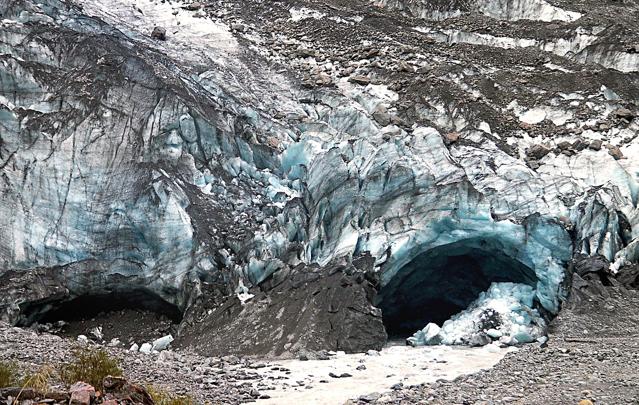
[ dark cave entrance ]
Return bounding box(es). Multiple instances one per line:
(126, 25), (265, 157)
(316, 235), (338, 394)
(16, 288), (182, 342)
(376, 239), (538, 339)
(29, 290), (182, 323)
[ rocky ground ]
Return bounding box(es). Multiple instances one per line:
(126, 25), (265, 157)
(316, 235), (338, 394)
(46, 309), (177, 346)
(2, 274), (638, 405)
(1, 322), (269, 404)
(0, 320), (510, 404)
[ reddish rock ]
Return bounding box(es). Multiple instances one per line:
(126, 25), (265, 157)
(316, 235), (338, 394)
(103, 376), (154, 405)
(607, 145), (624, 160)
(444, 132), (460, 144)
(69, 382), (95, 405)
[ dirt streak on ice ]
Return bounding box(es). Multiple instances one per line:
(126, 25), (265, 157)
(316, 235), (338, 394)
(255, 343), (516, 404)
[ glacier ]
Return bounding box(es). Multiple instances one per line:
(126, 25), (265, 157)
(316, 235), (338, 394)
(0, 0), (638, 356)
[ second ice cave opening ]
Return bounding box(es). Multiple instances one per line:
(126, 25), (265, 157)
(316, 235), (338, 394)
(16, 288), (183, 327)
(376, 238), (540, 344)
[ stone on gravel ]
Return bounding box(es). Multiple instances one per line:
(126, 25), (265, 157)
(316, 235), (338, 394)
(151, 26), (167, 41)
(152, 335), (174, 351)
(348, 75), (371, 85)
(69, 382), (95, 405)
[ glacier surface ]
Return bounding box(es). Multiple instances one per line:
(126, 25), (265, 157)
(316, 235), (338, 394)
(0, 0), (638, 354)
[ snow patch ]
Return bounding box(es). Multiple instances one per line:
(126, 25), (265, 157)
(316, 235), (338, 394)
(78, 0), (237, 64)
(289, 7), (326, 22)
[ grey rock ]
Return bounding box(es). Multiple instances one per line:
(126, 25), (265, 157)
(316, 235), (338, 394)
(588, 139), (603, 150)
(607, 145), (624, 160)
(612, 107), (635, 120)
(151, 26), (167, 40)
(348, 75), (372, 85)
(329, 372), (352, 378)
(526, 144), (550, 159)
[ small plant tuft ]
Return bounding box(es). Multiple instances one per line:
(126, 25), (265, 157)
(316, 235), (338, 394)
(20, 364), (54, 393)
(60, 346), (122, 390)
(0, 360), (19, 388)
(147, 385), (195, 405)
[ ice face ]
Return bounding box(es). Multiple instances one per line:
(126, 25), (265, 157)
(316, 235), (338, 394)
(2, 0), (639, 351)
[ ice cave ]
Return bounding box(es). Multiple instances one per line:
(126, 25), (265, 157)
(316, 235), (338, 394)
(16, 289), (183, 327)
(377, 238), (538, 335)
(377, 236), (559, 346)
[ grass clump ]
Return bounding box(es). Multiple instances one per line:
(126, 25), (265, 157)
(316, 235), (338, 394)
(20, 365), (54, 393)
(147, 385), (195, 405)
(60, 346), (122, 390)
(0, 361), (19, 388)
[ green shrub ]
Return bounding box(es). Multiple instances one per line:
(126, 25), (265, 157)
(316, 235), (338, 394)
(60, 347), (122, 390)
(0, 360), (19, 388)
(147, 385), (195, 405)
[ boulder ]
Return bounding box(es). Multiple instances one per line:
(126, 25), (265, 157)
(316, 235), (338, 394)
(527, 144), (551, 159)
(588, 139), (603, 151)
(103, 376), (154, 405)
(349, 75), (371, 85)
(612, 107), (635, 120)
(151, 26), (166, 41)
(443, 132), (460, 145)
(372, 105), (392, 126)
(616, 264), (639, 289)
(69, 382), (95, 405)
(183, 2), (204, 10)
(607, 145), (624, 160)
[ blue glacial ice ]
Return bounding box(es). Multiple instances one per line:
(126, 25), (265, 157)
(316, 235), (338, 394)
(1, 0), (639, 351)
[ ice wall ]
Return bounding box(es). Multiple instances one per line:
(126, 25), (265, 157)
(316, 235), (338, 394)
(0, 0), (291, 315)
(1, 0), (638, 349)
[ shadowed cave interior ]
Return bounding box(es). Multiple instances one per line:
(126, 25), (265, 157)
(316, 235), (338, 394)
(376, 239), (539, 338)
(17, 288), (183, 327)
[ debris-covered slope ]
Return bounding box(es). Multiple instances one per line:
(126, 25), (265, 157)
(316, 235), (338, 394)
(1, 0), (638, 356)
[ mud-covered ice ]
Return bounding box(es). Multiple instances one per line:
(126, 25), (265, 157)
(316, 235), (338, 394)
(255, 344), (515, 404)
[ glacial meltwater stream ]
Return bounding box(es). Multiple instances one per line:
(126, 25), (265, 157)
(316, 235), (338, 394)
(255, 343), (516, 404)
